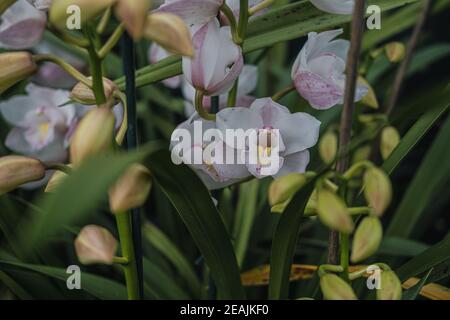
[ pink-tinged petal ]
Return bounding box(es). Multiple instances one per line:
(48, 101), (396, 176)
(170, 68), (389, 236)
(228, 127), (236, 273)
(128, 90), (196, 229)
(245, 152), (284, 179)
(250, 97), (290, 125)
(310, 0), (354, 15)
(235, 95), (256, 108)
(155, 0), (223, 29)
(194, 169), (243, 190)
(216, 107), (263, 132)
(237, 64), (258, 96)
(149, 43), (181, 88)
(0, 0), (46, 49)
(273, 150), (310, 178)
(208, 141), (250, 179)
(206, 52), (243, 95)
(294, 71), (343, 110)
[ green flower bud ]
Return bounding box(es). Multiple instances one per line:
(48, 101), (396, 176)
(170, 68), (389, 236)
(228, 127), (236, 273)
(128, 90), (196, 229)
(351, 216), (383, 263)
(268, 173), (307, 206)
(358, 76), (379, 109)
(363, 167), (392, 217)
(380, 126), (400, 160)
(74, 225), (117, 265)
(385, 42), (406, 63)
(0, 52), (37, 94)
(319, 131), (338, 165)
(320, 274), (357, 300)
(109, 164), (152, 214)
(317, 189), (354, 233)
(69, 108), (115, 166)
(45, 166), (72, 193)
(0, 156), (45, 195)
(377, 270), (403, 300)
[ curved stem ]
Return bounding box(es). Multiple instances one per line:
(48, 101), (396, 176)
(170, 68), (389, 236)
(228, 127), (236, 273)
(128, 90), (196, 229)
(271, 83), (296, 101)
(115, 212), (140, 300)
(237, 0), (249, 46)
(43, 162), (72, 174)
(220, 4), (241, 44)
(114, 91), (128, 146)
(84, 27), (106, 105)
(195, 90), (216, 121)
(33, 54), (91, 86)
(98, 24), (125, 59)
(249, 0), (275, 16)
(97, 6), (112, 35)
(227, 80), (239, 107)
(48, 24), (89, 48)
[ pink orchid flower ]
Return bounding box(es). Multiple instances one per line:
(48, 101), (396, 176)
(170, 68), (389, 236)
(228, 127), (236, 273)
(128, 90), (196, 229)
(0, 0), (47, 49)
(182, 64), (258, 116)
(291, 29), (367, 110)
(310, 0), (355, 14)
(182, 18), (243, 96)
(216, 98), (321, 178)
(148, 43), (182, 89)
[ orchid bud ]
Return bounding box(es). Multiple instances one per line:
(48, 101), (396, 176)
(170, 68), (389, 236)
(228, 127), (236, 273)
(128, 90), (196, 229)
(0, 156), (46, 195)
(310, 0), (355, 15)
(363, 167), (392, 217)
(182, 18), (243, 96)
(319, 131), (338, 165)
(377, 270), (402, 300)
(0, 52), (37, 93)
(71, 77), (117, 105)
(74, 225), (118, 265)
(358, 76), (379, 109)
(320, 274), (357, 300)
(109, 164), (152, 214)
(351, 216), (383, 263)
(144, 12), (194, 57)
(268, 173), (308, 206)
(115, 0), (150, 40)
(385, 42), (406, 63)
(380, 126), (400, 160)
(317, 189), (354, 233)
(45, 167), (71, 193)
(70, 108), (115, 166)
(352, 145), (371, 164)
(50, 0), (116, 30)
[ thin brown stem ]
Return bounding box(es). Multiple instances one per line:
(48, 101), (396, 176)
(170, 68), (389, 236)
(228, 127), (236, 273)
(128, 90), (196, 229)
(384, 0), (432, 116)
(327, 0), (367, 265)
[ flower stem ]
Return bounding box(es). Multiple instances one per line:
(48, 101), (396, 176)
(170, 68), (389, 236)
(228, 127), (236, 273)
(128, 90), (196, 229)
(248, 0), (275, 16)
(84, 26), (106, 105)
(43, 162), (72, 174)
(195, 90), (216, 120)
(271, 83), (295, 101)
(97, 6), (112, 35)
(220, 4), (241, 44)
(115, 212), (140, 300)
(98, 24), (125, 59)
(227, 80), (239, 107)
(340, 233), (350, 281)
(33, 54), (91, 86)
(327, 0), (367, 265)
(237, 0), (249, 46)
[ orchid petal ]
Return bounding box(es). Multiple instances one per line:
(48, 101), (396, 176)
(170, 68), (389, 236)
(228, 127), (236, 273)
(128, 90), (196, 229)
(273, 150), (310, 178)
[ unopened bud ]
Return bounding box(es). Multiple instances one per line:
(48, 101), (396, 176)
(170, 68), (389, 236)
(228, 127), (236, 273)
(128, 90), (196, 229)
(358, 76), (379, 109)
(70, 108), (115, 165)
(109, 164), (152, 214)
(380, 126), (400, 160)
(320, 274), (357, 300)
(377, 270), (402, 300)
(71, 77), (117, 105)
(115, 0), (150, 40)
(50, 0), (116, 30)
(385, 42), (406, 63)
(144, 13), (194, 57)
(363, 167), (392, 217)
(352, 145), (371, 164)
(351, 216), (383, 263)
(319, 131), (338, 165)
(0, 52), (37, 93)
(45, 166), (72, 193)
(0, 156), (45, 195)
(268, 173), (307, 206)
(317, 189), (354, 233)
(74, 225), (117, 265)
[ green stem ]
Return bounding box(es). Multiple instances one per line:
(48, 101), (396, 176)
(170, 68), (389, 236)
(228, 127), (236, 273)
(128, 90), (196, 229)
(87, 44), (106, 105)
(43, 162), (72, 174)
(340, 233), (350, 281)
(115, 212), (140, 300)
(249, 0), (275, 15)
(237, 0), (249, 46)
(195, 90), (216, 121)
(220, 4), (241, 44)
(98, 24), (125, 59)
(33, 54), (91, 86)
(227, 80), (239, 107)
(97, 6), (112, 35)
(271, 83), (296, 101)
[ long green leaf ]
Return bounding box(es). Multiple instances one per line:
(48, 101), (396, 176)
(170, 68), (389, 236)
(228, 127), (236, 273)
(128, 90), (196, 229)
(396, 233), (450, 282)
(402, 269), (433, 300)
(386, 113), (450, 237)
(143, 149), (245, 299)
(268, 176), (317, 299)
